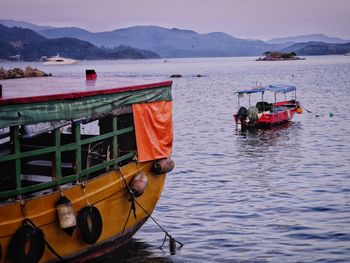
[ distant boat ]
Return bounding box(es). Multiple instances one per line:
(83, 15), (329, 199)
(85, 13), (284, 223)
(43, 54), (79, 65)
(9, 54), (21, 61)
(344, 52), (350, 56)
(233, 84), (302, 130)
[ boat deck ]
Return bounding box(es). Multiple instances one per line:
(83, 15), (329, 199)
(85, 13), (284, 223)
(0, 76), (172, 105)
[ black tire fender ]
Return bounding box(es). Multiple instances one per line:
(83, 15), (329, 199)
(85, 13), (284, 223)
(77, 205), (103, 244)
(7, 224), (45, 263)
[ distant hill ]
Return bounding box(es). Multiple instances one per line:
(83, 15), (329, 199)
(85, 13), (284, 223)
(0, 41), (18, 59)
(1, 21), (276, 57)
(2, 19), (350, 58)
(267, 34), (349, 44)
(0, 19), (54, 32)
(104, 45), (164, 59)
(38, 27), (95, 41)
(37, 25), (275, 57)
(19, 37), (107, 61)
(0, 24), (46, 46)
(281, 41), (350, 55)
(0, 25), (160, 61)
(33, 25), (350, 58)
(281, 41), (325, 52)
(290, 42), (350, 56)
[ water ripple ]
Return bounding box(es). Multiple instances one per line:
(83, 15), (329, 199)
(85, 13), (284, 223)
(11, 57), (350, 262)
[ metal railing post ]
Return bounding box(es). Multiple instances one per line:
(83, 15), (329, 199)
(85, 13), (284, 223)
(112, 116), (118, 167)
(54, 128), (62, 181)
(10, 126), (21, 189)
(73, 123), (82, 181)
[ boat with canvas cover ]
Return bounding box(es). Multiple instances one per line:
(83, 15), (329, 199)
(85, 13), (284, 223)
(233, 84), (302, 130)
(0, 72), (174, 262)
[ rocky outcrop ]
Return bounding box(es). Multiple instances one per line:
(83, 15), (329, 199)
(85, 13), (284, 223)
(170, 74), (182, 78)
(0, 66), (51, 79)
(256, 51), (305, 61)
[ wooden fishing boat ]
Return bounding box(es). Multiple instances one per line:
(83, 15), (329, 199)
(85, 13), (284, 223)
(0, 73), (174, 262)
(233, 84), (302, 130)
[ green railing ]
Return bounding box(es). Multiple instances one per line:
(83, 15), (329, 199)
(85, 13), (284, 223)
(0, 116), (136, 199)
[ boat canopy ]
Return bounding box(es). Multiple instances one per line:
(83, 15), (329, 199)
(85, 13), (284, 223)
(235, 84), (296, 95)
(0, 78), (172, 129)
(265, 84), (296, 93)
(234, 88), (265, 94)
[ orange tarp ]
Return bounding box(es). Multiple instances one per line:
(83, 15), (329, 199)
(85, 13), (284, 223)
(132, 101), (173, 162)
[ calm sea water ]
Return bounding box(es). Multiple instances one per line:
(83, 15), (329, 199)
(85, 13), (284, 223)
(2, 56), (350, 262)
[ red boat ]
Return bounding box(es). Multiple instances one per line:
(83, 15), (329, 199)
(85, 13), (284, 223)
(233, 85), (302, 129)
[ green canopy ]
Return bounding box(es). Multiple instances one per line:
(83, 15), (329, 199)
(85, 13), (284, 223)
(0, 85), (172, 129)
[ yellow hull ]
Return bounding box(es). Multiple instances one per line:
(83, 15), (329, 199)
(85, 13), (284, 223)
(0, 161), (166, 262)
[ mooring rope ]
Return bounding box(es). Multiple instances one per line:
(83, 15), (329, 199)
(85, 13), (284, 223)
(119, 169), (137, 217)
(118, 167), (183, 252)
(121, 200), (134, 236)
(133, 198), (184, 250)
(25, 218), (69, 262)
(118, 168), (137, 237)
(299, 104), (321, 117)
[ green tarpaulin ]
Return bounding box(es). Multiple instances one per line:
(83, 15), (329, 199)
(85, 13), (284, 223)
(0, 86), (172, 128)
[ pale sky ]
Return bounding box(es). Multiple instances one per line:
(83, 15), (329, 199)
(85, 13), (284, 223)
(1, 0), (350, 40)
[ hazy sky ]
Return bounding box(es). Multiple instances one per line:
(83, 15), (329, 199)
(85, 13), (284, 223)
(1, 0), (350, 40)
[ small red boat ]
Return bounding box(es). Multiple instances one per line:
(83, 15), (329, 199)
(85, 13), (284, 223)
(233, 85), (302, 129)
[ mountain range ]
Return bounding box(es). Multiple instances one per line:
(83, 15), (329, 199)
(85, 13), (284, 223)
(0, 24), (160, 61)
(266, 34), (349, 45)
(1, 19), (350, 61)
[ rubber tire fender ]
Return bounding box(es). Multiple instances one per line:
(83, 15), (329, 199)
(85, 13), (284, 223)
(7, 224), (45, 263)
(77, 205), (103, 244)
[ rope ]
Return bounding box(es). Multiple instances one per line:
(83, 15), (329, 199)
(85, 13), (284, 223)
(17, 198), (68, 262)
(119, 168), (137, 219)
(300, 104), (321, 117)
(7, 223), (45, 263)
(44, 239), (69, 263)
(117, 167), (183, 252)
(25, 218), (69, 262)
(121, 202), (133, 236)
(133, 198), (184, 249)
(118, 168), (137, 237)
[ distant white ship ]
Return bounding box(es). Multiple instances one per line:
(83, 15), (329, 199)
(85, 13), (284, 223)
(345, 52), (350, 56)
(42, 54), (79, 65)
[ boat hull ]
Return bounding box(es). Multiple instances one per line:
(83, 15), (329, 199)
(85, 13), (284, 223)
(67, 217), (148, 263)
(43, 60), (78, 65)
(0, 160), (166, 263)
(255, 107), (297, 127)
(234, 101), (299, 129)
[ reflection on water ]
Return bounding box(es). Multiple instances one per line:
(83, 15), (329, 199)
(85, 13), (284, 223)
(235, 122), (302, 167)
(95, 239), (173, 263)
(236, 122), (296, 146)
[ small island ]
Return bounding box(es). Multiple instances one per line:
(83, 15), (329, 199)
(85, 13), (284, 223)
(256, 51), (305, 61)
